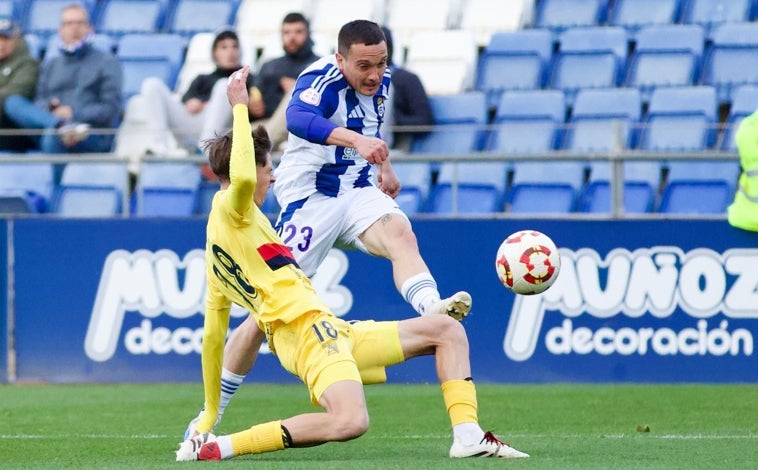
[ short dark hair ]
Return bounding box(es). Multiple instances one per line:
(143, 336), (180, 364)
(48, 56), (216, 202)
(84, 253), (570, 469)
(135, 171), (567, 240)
(204, 125), (272, 184)
(283, 12), (309, 30)
(337, 20), (385, 56)
(212, 27), (239, 51)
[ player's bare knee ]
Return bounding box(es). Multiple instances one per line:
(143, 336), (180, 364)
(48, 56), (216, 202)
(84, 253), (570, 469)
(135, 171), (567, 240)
(434, 314), (467, 345)
(331, 410), (369, 441)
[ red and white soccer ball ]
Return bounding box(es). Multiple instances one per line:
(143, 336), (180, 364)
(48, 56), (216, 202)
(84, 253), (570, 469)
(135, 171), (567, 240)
(495, 230), (561, 295)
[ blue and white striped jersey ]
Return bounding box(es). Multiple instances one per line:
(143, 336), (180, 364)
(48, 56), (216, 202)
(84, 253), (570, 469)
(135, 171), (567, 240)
(273, 55), (392, 205)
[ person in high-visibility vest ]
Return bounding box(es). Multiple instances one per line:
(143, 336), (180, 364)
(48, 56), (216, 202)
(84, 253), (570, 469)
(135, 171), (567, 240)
(728, 109), (758, 232)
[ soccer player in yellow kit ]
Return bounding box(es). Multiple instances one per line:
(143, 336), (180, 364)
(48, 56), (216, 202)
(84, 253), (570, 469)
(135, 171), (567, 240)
(175, 66), (528, 461)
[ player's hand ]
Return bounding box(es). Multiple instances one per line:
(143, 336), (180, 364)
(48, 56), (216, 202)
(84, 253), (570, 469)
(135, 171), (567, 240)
(377, 162), (401, 198)
(355, 135), (389, 165)
(227, 66), (250, 107)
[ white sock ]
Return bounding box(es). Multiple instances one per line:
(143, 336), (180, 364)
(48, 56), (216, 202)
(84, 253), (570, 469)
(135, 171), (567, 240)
(453, 422), (485, 446)
(218, 368), (246, 417)
(216, 435), (234, 459)
(400, 272), (441, 316)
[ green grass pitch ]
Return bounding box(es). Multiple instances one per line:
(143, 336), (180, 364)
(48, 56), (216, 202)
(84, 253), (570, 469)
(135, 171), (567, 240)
(1, 383), (756, 469)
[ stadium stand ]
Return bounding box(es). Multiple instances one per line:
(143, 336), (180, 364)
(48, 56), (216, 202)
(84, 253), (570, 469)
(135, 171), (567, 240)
(549, 26), (628, 106)
(680, 0), (753, 34)
(659, 160), (741, 214)
(536, 0), (608, 33)
(52, 162), (130, 217)
(404, 30), (478, 96)
(309, 0), (383, 39)
(702, 22), (758, 105)
(385, 0), (458, 48)
(720, 85), (758, 151)
(116, 33), (187, 103)
(93, 0), (168, 37)
(638, 86), (718, 151)
(23, 33), (42, 59)
(562, 87), (641, 153)
(487, 89), (565, 154)
(164, 0), (240, 37)
(476, 28), (552, 110)
(426, 161), (509, 215)
(234, 0), (311, 50)
(410, 92), (488, 155)
(174, 31), (256, 95)
(608, 0), (682, 35)
(389, 161), (432, 216)
(22, 0), (96, 38)
(580, 161), (662, 213)
(0, 0), (15, 20)
(0, 163), (55, 213)
(507, 160), (586, 214)
(133, 162), (201, 217)
(459, 0), (535, 47)
(625, 24), (704, 104)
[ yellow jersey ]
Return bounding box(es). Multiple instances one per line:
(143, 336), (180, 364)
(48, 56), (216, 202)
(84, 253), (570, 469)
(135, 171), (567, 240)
(197, 104), (330, 433)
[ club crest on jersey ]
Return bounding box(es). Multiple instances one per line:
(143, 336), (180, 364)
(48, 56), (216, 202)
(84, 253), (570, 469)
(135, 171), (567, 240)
(376, 96), (385, 118)
(299, 87), (321, 106)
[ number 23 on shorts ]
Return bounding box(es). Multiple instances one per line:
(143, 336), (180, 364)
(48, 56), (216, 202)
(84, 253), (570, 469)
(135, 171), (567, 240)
(277, 223), (314, 253)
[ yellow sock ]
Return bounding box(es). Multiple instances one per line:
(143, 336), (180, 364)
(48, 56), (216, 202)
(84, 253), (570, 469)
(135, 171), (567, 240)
(230, 420), (285, 456)
(441, 379), (478, 427)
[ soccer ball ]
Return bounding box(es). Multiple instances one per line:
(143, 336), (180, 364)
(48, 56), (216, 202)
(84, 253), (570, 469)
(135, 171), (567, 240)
(495, 230), (561, 295)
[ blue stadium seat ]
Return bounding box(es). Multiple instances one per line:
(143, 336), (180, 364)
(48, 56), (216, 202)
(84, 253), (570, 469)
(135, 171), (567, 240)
(720, 85), (758, 151)
(22, 0), (96, 38)
(0, 163), (54, 213)
(0, 0), (17, 20)
(549, 26), (628, 106)
(134, 163), (201, 217)
(476, 29), (553, 110)
(410, 92), (488, 154)
(487, 90), (565, 154)
(53, 162), (129, 217)
(165, 0), (239, 36)
(681, 0), (752, 34)
(563, 88), (641, 153)
(196, 180), (219, 215)
(425, 161), (509, 214)
(94, 0), (167, 36)
(579, 161), (662, 213)
(507, 160), (586, 213)
(536, 0), (608, 32)
(638, 86), (717, 151)
(391, 162), (432, 216)
(609, 0), (682, 35)
(659, 160), (740, 214)
(702, 22), (758, 105)
(625, 24), (704, 103)
(117, 33), (187, 102)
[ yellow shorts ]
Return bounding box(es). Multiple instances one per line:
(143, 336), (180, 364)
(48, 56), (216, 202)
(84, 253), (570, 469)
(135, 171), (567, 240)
(271, 312), (404, 406)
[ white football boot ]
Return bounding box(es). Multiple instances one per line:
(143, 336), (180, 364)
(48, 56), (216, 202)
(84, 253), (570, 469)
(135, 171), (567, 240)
(428, 291), (472, 321)
(449, 431), (530, 459)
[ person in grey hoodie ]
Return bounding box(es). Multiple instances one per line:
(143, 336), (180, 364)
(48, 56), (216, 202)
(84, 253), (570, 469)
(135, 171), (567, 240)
(2, 3), (122, 154)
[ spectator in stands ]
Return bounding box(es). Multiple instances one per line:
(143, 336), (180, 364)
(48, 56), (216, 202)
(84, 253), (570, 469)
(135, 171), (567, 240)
(380, 25), (433, 151)
(116, 27), (254, 174)
(2, 4), (122, 155)
(0, 17), (39, 151)
(248, 12), (319, 149)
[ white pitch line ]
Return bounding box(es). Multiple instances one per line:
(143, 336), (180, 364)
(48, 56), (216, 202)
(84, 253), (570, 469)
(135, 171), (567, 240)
(2, 433), (756, 441)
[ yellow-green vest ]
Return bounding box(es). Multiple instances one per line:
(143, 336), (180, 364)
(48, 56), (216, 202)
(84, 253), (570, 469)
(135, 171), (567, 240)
(728, 110), (758, 232)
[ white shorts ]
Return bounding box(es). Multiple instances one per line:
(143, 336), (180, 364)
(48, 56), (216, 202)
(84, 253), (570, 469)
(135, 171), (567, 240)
(274, 186), (408, 277)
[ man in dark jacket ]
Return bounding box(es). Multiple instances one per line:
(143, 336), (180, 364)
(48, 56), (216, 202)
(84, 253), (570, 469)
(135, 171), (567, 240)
(2, 4), (122, 154)
(249, 12), (320, 149)
(0, 17), (39, 151)
(381, 26), (433, 151)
